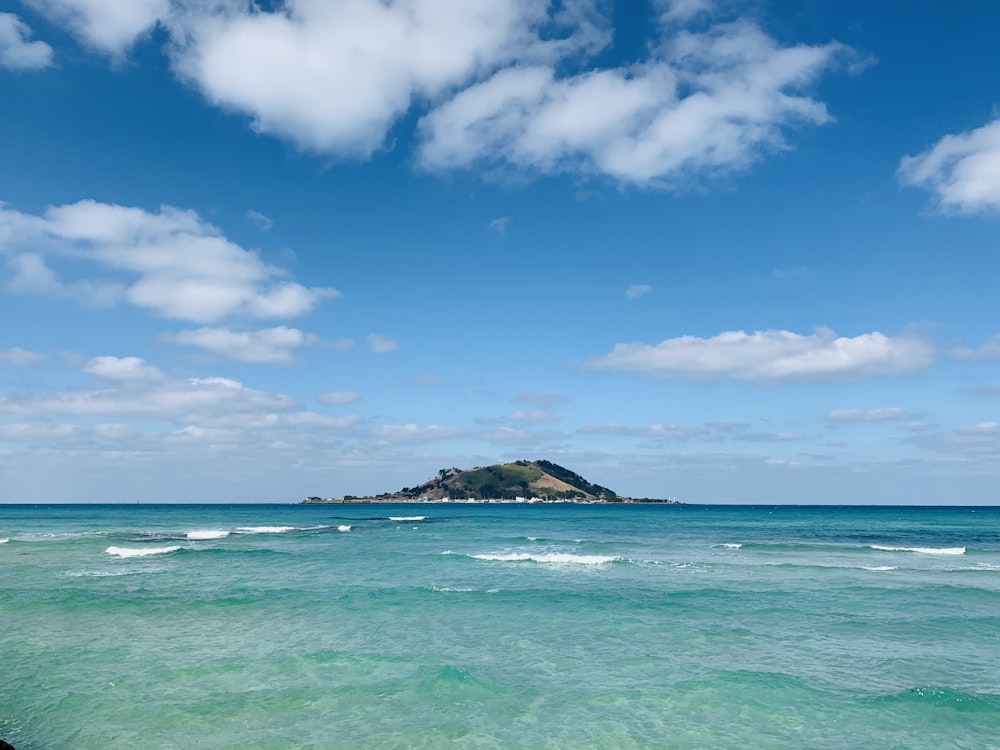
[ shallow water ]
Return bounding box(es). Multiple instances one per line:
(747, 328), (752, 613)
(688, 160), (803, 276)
(2, 503), (999, 749)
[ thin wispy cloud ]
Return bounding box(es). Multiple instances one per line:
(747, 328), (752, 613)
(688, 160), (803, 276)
(367, 334), (399, 354)
(318, 391), (360, 405)
(247, 209), (274, 231)
(825, 408), (912, 423)
(625, 284), (652, 299)
(489, 216), (512, 234)
(0, 347), (45, 366)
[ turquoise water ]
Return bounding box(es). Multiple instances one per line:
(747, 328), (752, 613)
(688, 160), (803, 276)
(1, 503), (999, 749)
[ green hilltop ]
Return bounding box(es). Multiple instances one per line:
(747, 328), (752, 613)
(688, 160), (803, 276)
(308, 459), (624, 503)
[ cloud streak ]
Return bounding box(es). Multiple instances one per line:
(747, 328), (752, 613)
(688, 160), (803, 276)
(586, 327), (933, 383)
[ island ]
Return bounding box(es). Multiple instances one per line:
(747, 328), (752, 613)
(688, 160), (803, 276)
(302, 459), (680, 504)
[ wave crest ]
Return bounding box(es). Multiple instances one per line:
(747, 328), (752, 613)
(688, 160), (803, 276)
(106, 545), (180, 558)
(186, 530), (230, 540)
(870, 545), (965, 555)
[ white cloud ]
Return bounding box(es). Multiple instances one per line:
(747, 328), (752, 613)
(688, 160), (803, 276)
(0, 358), (363, 437)
(899, 117), (1000, 214)
(0, 12), (54, 70)
(164, 0), (571, 157)
(953, 334), (1000, 361)
(658, 0), (714, 24)
(586, 327), (934, 383)
(25, 0), (168, 57)
(0, 199), (337, 322)
(318, 391), (360, 405)
(581, 422), (712, 441)
(367, 334), (399, 353)
(165, 326), (319, 364)
(419, 21), (845, 185)
(0, 347), (44, 366)
(85, 355), (164, 381)
(30, 3), (848, 187)
(0, 366), (293, 422)
(247, 209), (274, 231)
(625, 284), (652, 299)
(825, 407), (912, 423)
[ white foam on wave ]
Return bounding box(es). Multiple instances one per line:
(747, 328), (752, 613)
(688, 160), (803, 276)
(236, 526), (295, 534)
(863, 565), (898, 572)
(871, 545), (965, 556)
(67, 569), (161, 577)
(470, 552), (620, 565)
(971, 562), (1000, 571)
(338, 525), (352, 532)
(186, 530), (230, 540)
(389, 516), (426, 522)
(106, 545), (180, 558)
(0, 538), (8, 544)
(716, 543), (742, 549)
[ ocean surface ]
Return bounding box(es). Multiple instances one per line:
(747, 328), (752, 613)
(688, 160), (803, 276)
(1, 503), (998, 749)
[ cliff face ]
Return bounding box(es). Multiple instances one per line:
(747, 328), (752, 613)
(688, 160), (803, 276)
(379, 460), (619, 502)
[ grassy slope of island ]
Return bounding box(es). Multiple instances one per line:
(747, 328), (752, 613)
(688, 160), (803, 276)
(303, 460), (679, 504)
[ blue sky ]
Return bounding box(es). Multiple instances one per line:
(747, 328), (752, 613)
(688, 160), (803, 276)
(1, 0), (999, 503)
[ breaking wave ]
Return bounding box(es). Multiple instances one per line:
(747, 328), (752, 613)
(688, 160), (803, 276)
(338, 525), (352, 532)
(459, 551), (620, 565)
(105, 545), (180, 558)
(389, 516), (427, 522)
(236, 526), (296, 534)
(870, 545), (966, 556)
(186, 530), (230, 540)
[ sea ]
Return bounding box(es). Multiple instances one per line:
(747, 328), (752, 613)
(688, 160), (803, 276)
(1, 503), (998, 749)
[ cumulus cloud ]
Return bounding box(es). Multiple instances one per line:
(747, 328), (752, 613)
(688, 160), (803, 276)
(0, 347), (44, 366)
(419, 21), (846, 185)
(165, 326), (319, 364)
(25, 0), (168, 57)
(825, 407), (912, 423)
(318, 391), (360, 405)
(31, 2), (848, 186)
(899, 117), (1000, 214)
(0, 199), (337, 322)
(586, 327), (934, 383)
(0, 12), (54, 70)
(952, 334), (1000, 361)
(164, 0), (573, 157)
(367, 334), (399, 353)
(85, 355), (164, 381)
(625, 284), (652, 299)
